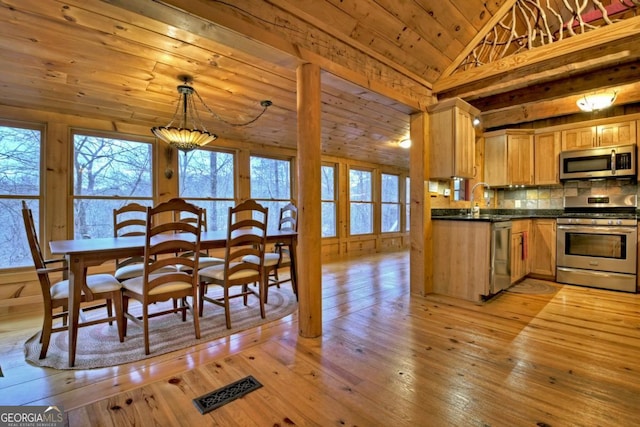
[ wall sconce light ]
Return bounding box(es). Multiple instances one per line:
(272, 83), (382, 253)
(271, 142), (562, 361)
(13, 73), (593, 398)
(576, 91), (617, 112)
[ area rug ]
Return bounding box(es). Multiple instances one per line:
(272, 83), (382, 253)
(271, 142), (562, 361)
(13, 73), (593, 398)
(24, 287), (297, 370)
(506, 278), (561, 295)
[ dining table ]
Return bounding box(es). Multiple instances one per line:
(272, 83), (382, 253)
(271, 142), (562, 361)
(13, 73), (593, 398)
(49, 229), (297, 367)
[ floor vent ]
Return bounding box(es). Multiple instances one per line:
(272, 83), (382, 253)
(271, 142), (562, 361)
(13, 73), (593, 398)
(193, 375), (263, 414)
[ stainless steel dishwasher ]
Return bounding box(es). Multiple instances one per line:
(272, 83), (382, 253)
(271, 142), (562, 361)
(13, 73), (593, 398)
(490, 221), (512, 294)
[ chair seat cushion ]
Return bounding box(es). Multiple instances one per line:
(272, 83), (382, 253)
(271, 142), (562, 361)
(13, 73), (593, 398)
(122, 272), (193, 296)
(51, 274), (122, 299)
(177, 256), (224, 272)
(243, 253), (279, 267)
(114, 263), (176, 281)
(199, 262), (260, 281)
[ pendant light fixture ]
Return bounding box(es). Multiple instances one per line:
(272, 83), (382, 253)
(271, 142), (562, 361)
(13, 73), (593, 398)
(576, 91), (617, 113)
(152, 75), (272, 152)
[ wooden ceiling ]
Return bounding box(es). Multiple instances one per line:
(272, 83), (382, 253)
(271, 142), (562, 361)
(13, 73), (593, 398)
(1, 0), (639, 168)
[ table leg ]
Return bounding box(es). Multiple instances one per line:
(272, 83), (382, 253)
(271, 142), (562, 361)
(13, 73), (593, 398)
(289, 237), (298, 299)
(67, 256), (85, 367)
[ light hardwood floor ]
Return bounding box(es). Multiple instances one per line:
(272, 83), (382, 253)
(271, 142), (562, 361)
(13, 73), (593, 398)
(1, 251), (640, 426)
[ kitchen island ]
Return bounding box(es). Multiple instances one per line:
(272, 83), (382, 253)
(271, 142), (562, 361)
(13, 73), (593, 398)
(432, 210), (560, 302)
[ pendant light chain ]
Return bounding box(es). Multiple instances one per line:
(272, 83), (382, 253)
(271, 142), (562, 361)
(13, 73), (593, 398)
(192, 88), (272, 127)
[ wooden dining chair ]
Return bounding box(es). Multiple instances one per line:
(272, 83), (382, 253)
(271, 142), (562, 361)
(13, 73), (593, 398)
(198, 199), (267, 328)
(21, 200), (124, 359)
(244, 202), (298, 303)
(113, 202), (148, 281)
(120, 198), (203, 355)
(176, 208), (223, 270)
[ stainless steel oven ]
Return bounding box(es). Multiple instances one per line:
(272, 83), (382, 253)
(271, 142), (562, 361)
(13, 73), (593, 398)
(556, 195), (638, 292)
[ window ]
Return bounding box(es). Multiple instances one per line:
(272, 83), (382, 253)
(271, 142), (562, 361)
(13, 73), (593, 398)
(405, 176), (410, 231)
(321, 164), (337, 237)
(73, 133), (153, 239)
(381, 173), (400, 232)
(453, 178), (467, 201)
(349, 168), (373, 235)
(250, 156), (292, 232)
(179, 148), (235, 231)
(0, 123), (42, 268)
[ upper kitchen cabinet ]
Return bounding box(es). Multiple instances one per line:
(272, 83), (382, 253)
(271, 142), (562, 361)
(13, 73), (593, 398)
(428, 98), (480, 180)
(484, 129), (534, 187)
(562, 120), (637, 151)
(534, 131), (560, 185)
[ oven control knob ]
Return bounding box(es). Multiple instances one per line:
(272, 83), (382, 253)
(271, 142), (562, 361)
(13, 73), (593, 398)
(607, 220), (613, 225)
(591, 219), (597, 225)
(617, 220), (623, 225)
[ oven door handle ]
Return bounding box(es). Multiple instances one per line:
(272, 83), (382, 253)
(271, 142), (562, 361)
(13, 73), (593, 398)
(557, 224), (637, 234)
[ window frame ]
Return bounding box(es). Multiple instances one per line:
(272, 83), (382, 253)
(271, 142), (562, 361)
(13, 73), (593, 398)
(0, 119), (45, 270)
(380, 172), (401, 233)
(348, 167), (374, 236)
(178, 145), (236, 232)
(321, 163), (338, 238)
(249, 154), (294, 233)
(70, 129), (155, 240)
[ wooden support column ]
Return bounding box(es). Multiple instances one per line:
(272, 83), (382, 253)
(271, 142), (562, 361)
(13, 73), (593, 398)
(297, 63), (322, 337)
(409, 112), (433, 296)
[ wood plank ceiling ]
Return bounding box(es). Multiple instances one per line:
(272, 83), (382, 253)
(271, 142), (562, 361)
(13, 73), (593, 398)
(0, 0), (639, 169)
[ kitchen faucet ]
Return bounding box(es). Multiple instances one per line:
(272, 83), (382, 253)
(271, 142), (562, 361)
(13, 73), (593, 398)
(469, 181), (491, 214)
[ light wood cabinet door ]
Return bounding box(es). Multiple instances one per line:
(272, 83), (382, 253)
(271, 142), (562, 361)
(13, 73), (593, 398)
(510, 220), (531, 283)
(598, 121), (637, 146)
(429, 98), (479, 179)
(484, 130), (533, 187)
(511, 232), (525, 283)
(562, 126), (595, 150)
(530, 219), (556, 278)
(534, 131), (560, 185)
(508, 133), (534, 185)
(561, 121), (636, 150)
(484, 134), (508, 186)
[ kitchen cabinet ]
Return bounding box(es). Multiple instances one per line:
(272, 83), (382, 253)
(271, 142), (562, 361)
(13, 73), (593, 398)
(534, 131), (560, 185)
(432, 220), (490, 301)
(510, 219), (531, 284)
(428, 98), (480, 179)
(484, 130), (534, 187)
(530, 219), (556, 278)
(561, 120), (636, 151)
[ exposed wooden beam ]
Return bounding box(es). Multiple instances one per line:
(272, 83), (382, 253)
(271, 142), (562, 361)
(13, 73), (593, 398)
(480, 81), (640, 129)
(469, 60), (640, 112)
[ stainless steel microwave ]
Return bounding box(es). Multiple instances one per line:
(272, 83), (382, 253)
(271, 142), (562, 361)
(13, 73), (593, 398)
(559, 144), (636, 180)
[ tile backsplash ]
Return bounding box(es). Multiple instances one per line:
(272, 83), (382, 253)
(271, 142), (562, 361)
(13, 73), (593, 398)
(497, 179), (638, 209)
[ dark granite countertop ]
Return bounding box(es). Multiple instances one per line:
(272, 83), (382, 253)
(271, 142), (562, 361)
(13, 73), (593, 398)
(432, 209), (563, 222)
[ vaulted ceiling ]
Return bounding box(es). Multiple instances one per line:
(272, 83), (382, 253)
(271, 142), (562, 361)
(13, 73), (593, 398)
(1, 0), (639, 168)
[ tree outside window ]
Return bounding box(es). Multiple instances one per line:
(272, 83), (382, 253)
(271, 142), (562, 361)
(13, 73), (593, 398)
(321, 164), (336, 237)
(250, 156), (292, 232)
(179, 148), (235, 231)
(381, 173), (400, 232)
(349, 168), (373, 235)
(0, 123), (42, 268)
(73, 133), (153, 239)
